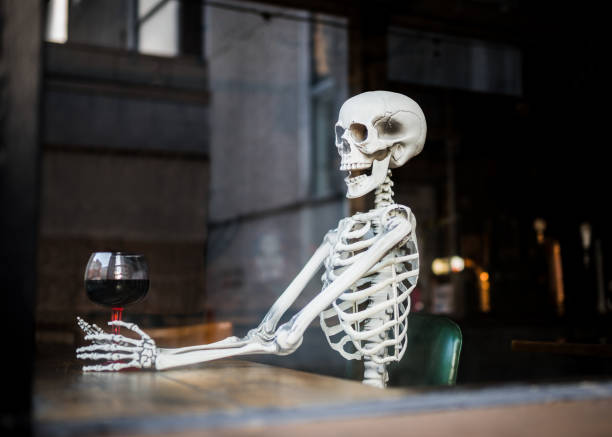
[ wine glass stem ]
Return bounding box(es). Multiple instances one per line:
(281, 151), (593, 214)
(111, 307), (124, 335)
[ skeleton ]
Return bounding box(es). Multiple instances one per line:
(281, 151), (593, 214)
(77, 90), (426, 388)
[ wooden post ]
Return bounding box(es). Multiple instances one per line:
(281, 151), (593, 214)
(0, 0), (42, 434)
(180, 0), (203, 57)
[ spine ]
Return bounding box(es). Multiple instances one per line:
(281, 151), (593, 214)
(374, 170), (394, 208)
(363, 171), (396, 388)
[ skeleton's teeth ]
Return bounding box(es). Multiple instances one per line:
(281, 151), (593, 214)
(340, 162), (371, 172)
(345, 174), (369, 185)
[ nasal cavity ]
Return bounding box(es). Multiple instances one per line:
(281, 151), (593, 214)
(342, 138), (351, 154)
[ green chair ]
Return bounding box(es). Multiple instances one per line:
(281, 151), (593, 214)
(387, 313), (462, 387)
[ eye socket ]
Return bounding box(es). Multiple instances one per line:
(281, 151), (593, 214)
(374, 111), (414, 140)
(375, 118), (403, 138)
(335, 125), (345, 144)
(349, 123), (368, 143)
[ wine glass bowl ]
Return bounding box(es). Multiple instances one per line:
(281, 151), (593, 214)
(85, 252), (149, 334)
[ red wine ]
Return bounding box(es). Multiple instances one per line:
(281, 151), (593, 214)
(85, 279), (149, 307)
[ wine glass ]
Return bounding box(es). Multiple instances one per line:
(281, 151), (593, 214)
(84, 252), (149, 335)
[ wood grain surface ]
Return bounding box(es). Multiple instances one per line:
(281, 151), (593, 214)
(34, 357), (403, 433)
(34, 355), (612, 437)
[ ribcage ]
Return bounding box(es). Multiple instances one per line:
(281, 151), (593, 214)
(319, 209), (419, 365)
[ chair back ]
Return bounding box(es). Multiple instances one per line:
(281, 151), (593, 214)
(388, 313), (462, 387)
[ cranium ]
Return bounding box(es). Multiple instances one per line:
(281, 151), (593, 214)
(335, 91), (427, 198)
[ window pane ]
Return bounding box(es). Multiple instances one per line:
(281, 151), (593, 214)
(388, 27), (522, 96)
(138, 0), (180, 57)
(66, 0), (132, 49)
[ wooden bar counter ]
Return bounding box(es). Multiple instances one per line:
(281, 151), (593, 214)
(34, 355), (612, 437)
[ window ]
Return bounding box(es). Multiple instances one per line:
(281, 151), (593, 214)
(45, 0), (186, 58)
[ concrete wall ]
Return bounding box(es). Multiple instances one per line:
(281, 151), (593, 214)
(205, 1), (312, 221)
(68, 0), (129, 49)
(37, 43), (210, 328)
(204, 0), (349, 376)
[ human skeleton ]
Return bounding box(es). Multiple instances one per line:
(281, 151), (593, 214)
(77, 90), (426, 388)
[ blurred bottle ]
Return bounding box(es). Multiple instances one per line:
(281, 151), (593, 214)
(529, 218), (552, 316)
(578, 222), (599, 319)
(594, 239), (608, 316)
(529, 218), (565, 317)
(580, 223), (610, 317)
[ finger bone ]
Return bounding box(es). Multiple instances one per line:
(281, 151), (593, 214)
(76, 344), (135, 354)
(77, 352), (138, 361)
(84, 333), (140, 346)
(108, 320), (151, 340)
(83, 360), (142, 372)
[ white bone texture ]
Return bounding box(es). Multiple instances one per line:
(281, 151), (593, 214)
(76, 319), (157, 371)
(77, 91), (426, 388)
(336, 91), (426, 198)
(319, 196), (419, 386)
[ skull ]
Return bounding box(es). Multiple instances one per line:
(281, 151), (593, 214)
(335, 91), (426, 198)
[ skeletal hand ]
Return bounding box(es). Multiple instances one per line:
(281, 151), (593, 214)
(76, 317), (105, 342)
(76, 317), (157, 371)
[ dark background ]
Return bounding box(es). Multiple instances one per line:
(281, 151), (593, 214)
(2, 0), (610, 434)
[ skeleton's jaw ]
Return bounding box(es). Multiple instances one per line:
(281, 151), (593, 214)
(344, 154), (391, 199)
